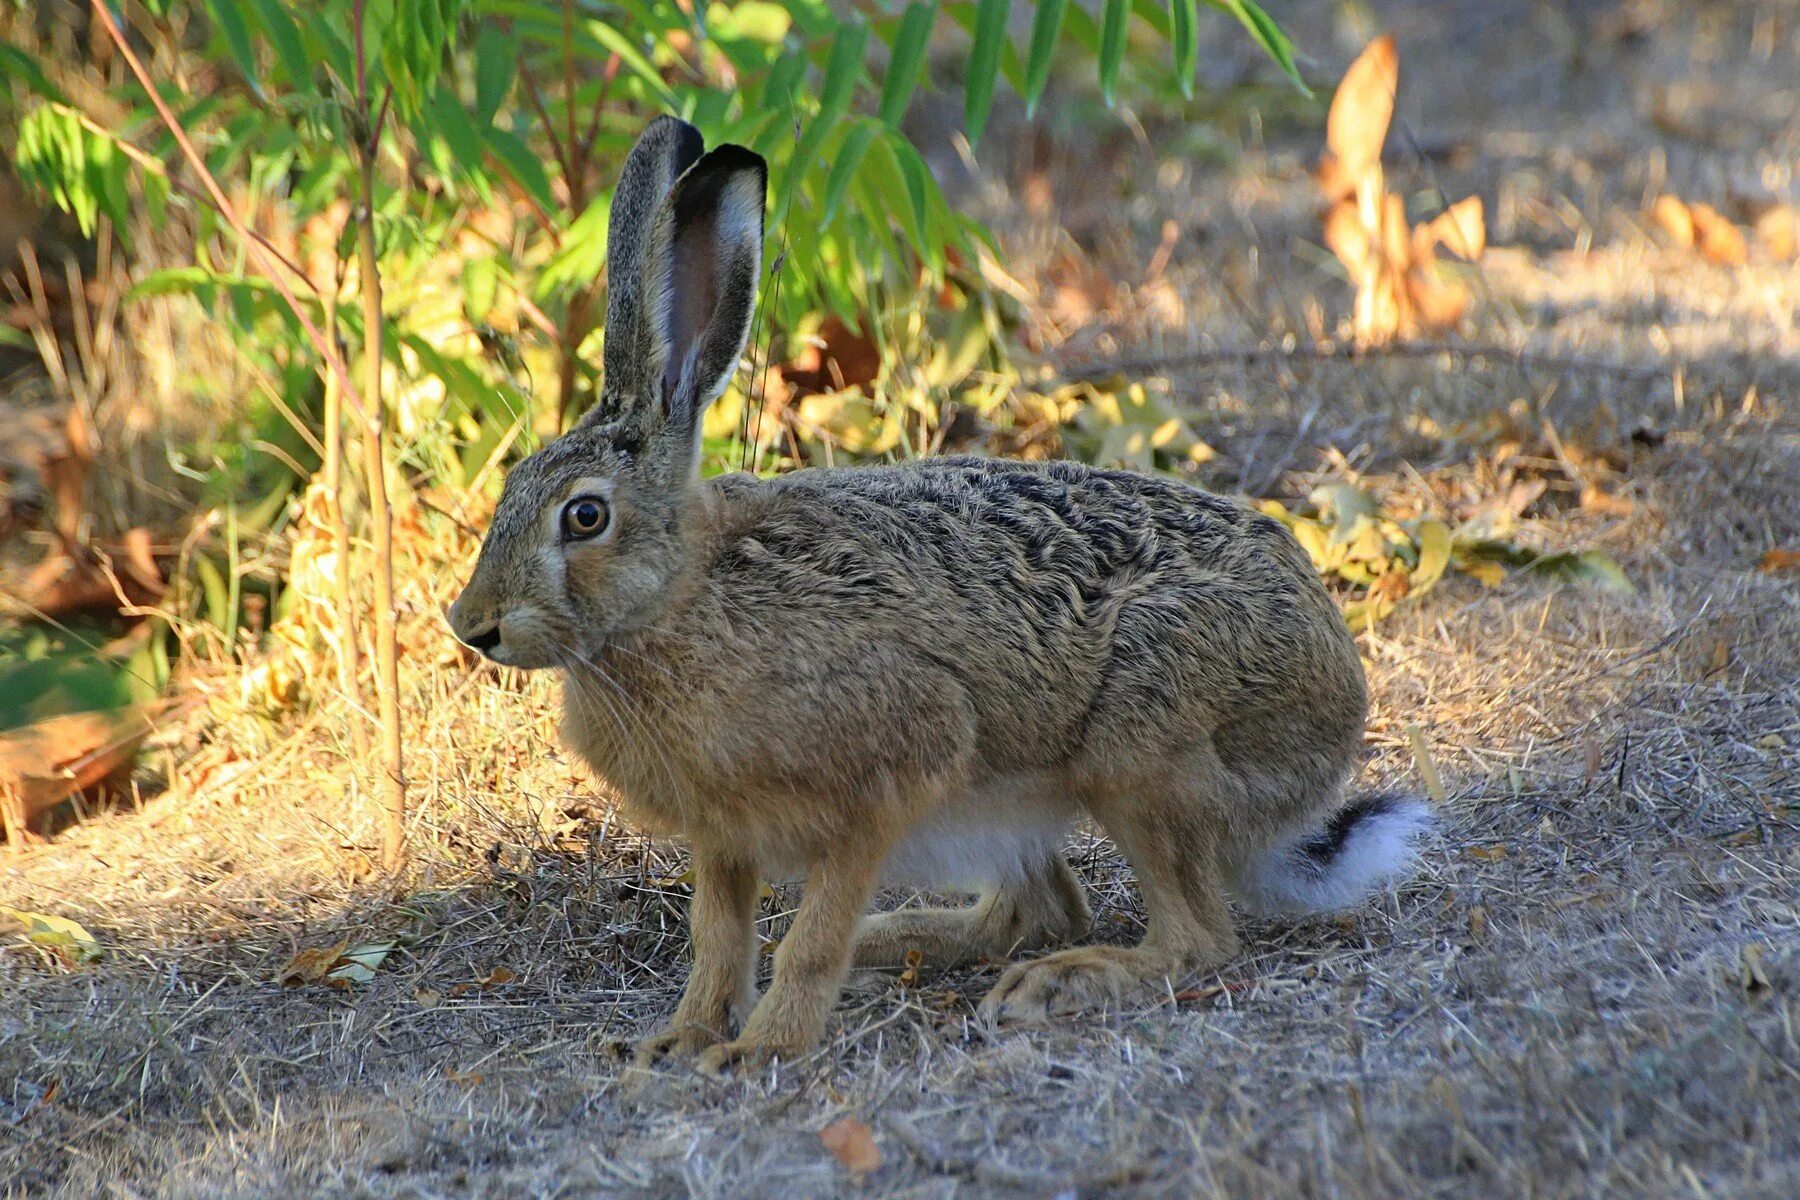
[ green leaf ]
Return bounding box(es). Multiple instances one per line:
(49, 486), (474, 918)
(1169, 0), (1198, 98)
(484, 125), (554, 212)
(247, 0), (312, 90)
(819, 17), (868, 121)
(1205, 0), (1309, 94)
(535, 195), (609, 297)
(582, 19), (678, 108)
(472, 27), (517, 126)
(0, 43), (68, 103)
(965, 0), (1010, 151)
(760, 48), (808, 112)
(205, 0), (264, 96)
(1022, 0), (1069, 117)
(1098, 0), (1130, 106)
(879, 1), (936, 128)
(822, 119), (879, 224)
(1526, 550), (1635, 594)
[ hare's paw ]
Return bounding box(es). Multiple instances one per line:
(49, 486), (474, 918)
(978, 946), (1152, 1025)
(632, 1022), (727, 1069)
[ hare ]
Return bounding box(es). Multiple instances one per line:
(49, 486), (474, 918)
(448, 116), (1433, 1073)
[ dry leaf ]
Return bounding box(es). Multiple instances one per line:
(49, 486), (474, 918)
(1739, 944), (1773, 1001)
(1652, 195), (1696, 248)
(0, 707), (157, 841)
(450, 965), (518, 997)
(1689, 203), (1748, 266)
(278, 940), (350, 987)
(1758, 548), (1800, 573)
(1405, 722), (1447, 805)
(820, 1117), (881, 1175)
(897, 948), (924, 990)
(1325, 35), (1398, 180)
(1417, 196), (1487, 260)
(1466, 904), (1489, 944)
(1754, 206), (1798, 261)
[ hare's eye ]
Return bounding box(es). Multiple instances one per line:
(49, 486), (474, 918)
(561, 496), (610, 541)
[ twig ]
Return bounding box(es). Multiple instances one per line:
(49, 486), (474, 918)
(86, 0), (373, 431)
(1058, 339), (1697, 383)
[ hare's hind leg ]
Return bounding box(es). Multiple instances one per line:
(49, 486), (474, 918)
(853, 853), (1093, 970)
(979, 760), (1240, 1025)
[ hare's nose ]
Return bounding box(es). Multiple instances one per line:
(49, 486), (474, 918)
(461, 623), (502, 655)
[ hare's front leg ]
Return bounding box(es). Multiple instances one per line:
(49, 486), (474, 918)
(698, 838), (887, 1074)
(635, 851), (759, 1065)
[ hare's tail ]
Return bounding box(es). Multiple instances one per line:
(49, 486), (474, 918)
(1233, 792), (1436, 915)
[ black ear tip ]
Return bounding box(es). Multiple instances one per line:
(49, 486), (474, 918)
(702, 143), (767, 178)
(634, 114), (705, 166)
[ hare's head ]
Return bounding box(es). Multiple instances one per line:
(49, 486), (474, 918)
(447, 117), (765, 668)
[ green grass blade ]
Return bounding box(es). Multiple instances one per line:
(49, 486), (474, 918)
(879, 1), (936, 128)
(1098, 0), (1130, 106)
(964, 0), (1009, 150)
(819, 16), (869, 122)
(1022, 0), (1068, 117)
(1170, 0), (1198, 98)
(1207, 0), (1310, 94)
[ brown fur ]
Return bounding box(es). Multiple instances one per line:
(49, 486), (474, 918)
(448, 120), (1373, 1072)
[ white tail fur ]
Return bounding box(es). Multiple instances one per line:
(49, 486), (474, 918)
(1234, 792), (1436, 915)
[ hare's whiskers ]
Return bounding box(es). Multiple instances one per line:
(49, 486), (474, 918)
(559, 648), (690, 815)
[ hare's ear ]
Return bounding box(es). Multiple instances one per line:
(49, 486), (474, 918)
(639, 143), (766, 454)
(591, 115), (705, 426)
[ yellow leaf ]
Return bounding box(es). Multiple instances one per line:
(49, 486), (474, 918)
(1405, 722), (1448, 805)
(2, 908), (104, 965)
(1411, 519), (1453, 592)
(1462, 560), (1505, 587)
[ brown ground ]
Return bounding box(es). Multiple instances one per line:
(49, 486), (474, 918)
(3, 2), (1798, 1196)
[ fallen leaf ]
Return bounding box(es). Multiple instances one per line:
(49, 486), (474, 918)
(0, 707), (158, 842)
(277, 940), (350, 987)
(1652, 195), (1696, 248)
(1417, 196), (1486, 260)
(820, 1116), (881, 1175)
(1325, 35), (1398, 182)
(1739, 944), (1773, 1001)
(1689, 202), (1748, 266)
(1754, 206), (1798, 261)
(1758, 548), (1800, 573)
(327, 941), (397, 987)
(2, 908), (104, 966)
(897, 948), (924, 990)
(1405, 722), (1448, 805)
(449, 964), (518, 998)
(1466, 904), (1488, 944)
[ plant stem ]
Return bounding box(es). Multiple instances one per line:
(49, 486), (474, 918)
(321, 271), (369, 759)
(353, 0), (407, 871)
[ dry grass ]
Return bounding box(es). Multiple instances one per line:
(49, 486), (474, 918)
(4, 2), (1800, 1196)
